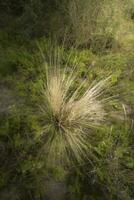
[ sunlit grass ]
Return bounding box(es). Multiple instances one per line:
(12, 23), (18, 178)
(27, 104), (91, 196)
(39, 49), (113, 166)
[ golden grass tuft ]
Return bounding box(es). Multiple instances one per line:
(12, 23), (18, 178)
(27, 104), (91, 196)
(37, 43), (114, 166)
(39, 65), (113, 166)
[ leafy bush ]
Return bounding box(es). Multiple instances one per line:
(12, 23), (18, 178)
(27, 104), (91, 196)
(0, 106), (45, 200)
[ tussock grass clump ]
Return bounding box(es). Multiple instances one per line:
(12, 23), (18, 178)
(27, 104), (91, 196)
(40, 60), (113, 166)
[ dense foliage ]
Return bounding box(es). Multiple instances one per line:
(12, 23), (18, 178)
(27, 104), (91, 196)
(0, 1), (134, 200)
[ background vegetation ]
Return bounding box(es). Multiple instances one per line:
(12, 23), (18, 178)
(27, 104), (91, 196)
(0, 0), (134, 200)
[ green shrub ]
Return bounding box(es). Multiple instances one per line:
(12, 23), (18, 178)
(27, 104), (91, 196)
(0, 105), (46, 199)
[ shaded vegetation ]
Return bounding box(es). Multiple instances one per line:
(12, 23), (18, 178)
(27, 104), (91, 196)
(0, 0), (134, 200)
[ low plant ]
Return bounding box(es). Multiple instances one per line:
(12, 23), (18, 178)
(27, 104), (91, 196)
(39, 48), (115, 166)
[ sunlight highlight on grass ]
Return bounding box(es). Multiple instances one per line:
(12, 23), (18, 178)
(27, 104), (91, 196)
(39, 63), (113, 166)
